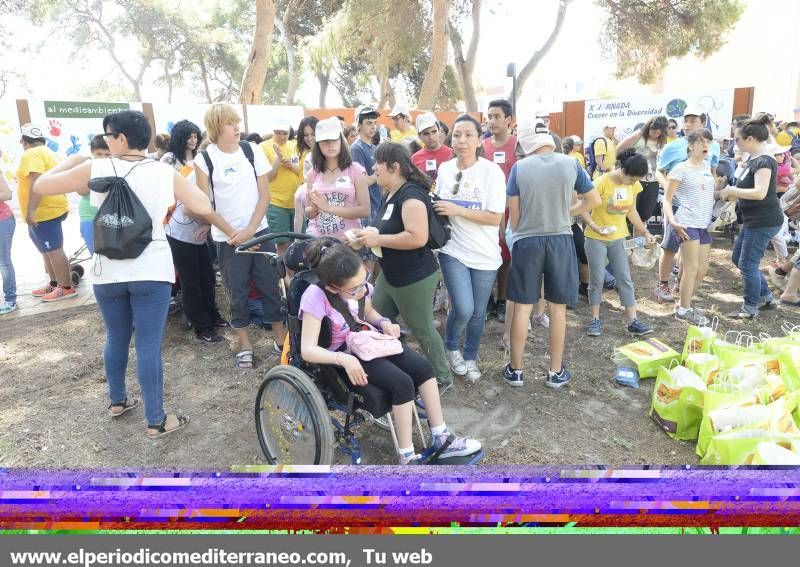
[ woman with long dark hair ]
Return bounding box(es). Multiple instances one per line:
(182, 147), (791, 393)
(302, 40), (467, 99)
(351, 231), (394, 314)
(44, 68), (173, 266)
(161, 120), (202, 173)
(353, 142), (453, 393)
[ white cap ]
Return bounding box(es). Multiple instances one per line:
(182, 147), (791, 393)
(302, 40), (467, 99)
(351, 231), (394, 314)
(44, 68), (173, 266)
(272, 117), (291, 132)
(388, 103), (410, 118)
(315, 116), (342, 142)
(21, 123), (45, 139)
(569, 134), (582, 144)
(683, 105), (706, 118)
(416, 112), (438, 133)
(766, 142), (792, 155)
(517, 119), (556, 155)
(354, 104), (380, 125)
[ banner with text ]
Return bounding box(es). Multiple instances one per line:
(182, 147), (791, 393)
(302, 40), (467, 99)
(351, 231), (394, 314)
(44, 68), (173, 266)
(583, 90), (735, 147)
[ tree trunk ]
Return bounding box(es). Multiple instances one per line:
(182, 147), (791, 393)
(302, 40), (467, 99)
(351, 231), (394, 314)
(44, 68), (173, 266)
(515, 0), (572, 99)
(277, 0), (303, 105)
(378, 74), (395, 109)
(316, 71), (329, 108)
(449, 0), (481, 112)
(417, 0), (449, 110)
(198, 52), (213, 103)
(240, 0), (276, 105)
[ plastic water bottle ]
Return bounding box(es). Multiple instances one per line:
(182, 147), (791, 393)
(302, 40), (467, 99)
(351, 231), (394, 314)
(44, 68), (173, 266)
(623, 236), (647, 250)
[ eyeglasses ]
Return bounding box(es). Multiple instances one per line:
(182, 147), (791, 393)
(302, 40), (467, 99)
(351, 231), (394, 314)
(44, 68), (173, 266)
(338, 272), (372, 296)
(103, 131), (121, 141)
(452, 171), (463, 195)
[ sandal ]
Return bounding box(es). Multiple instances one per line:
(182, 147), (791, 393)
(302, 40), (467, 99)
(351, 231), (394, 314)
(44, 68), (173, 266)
(147, 414), (190, 439)
(235, 350), (255, 369)
(108, 397), (138, 417)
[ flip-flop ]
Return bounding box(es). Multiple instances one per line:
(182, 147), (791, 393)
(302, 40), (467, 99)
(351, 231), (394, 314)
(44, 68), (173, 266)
(108, 397), (138, 417)
(147, 415), (190, 439)
(777, 299), (800, 308)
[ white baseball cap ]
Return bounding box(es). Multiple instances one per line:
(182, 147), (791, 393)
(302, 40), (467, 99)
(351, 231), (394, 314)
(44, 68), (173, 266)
(388, 103), (410, 118)
(416, 112), (438, 133)
(354, 104), (380, 125)
(517, 119), (556, 155)
(272, 118), (291, 132)
(21, 123), (45, 139)
(683, 105), (706, 118)
(315, 116), (342, 142)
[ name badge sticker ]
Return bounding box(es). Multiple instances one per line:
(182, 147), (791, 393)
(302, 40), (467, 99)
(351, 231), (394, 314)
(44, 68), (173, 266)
(493, 152), (506, 164)
(335, 177), (350, 189)
(426, 159), (437, 172)
(382, 204), (395, 220)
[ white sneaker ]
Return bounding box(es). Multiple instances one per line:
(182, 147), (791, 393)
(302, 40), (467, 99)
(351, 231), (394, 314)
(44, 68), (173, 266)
(0, 302), (17, 315)
(531, 313), (549, 328)
(446, 350), (467, 376)
(463, 360), (481, 382)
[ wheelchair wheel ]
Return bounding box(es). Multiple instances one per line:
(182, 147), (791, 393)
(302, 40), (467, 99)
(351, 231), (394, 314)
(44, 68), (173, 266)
(255, 365), (334, 465)
(70, 270), (81, 287)
(72, 264), (85, 277)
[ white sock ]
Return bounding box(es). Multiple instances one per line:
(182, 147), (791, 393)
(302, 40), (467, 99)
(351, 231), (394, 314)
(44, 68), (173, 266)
(399, 445), (414, 456)
(430, 423), (447, 436)
(677, 306), (690, 315)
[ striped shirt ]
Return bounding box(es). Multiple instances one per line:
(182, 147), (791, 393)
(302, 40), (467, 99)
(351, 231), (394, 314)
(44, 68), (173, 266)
(668, 160), (716, 229)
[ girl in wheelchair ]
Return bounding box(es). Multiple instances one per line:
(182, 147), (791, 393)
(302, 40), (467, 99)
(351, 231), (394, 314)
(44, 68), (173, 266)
(299, 237), (481, 464)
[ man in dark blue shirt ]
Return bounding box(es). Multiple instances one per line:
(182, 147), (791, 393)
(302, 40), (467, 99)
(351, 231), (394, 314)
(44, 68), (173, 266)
(350, 105), (382, 225)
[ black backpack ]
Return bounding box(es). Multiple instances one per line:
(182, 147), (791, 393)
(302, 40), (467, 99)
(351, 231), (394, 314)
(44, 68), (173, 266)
(89, 159), (155, 260)
(377, 183), (451, 250)
(200, 141), (258, 208)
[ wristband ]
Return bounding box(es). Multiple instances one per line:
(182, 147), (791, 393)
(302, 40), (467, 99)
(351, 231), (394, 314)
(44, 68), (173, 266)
(374, 317), (390, 327)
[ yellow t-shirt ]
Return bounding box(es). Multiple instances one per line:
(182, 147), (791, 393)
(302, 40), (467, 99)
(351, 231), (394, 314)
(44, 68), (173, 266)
(390, 126), (419, 143)
(16, 145), (66, 223)
(570, 151), (586, 169)
(584, 173), (642, 241)
(592, 137), (617, 179)
(260, 139), (301, 209)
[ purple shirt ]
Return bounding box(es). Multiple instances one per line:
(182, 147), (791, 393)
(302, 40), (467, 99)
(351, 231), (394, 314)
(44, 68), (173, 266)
(298, 283), (374, 351)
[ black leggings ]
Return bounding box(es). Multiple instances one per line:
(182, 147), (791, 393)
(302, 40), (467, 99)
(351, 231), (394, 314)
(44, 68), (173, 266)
(356, 345), (434, 405)
(571, 223), (588, 265)
(167, 236), (221, 332)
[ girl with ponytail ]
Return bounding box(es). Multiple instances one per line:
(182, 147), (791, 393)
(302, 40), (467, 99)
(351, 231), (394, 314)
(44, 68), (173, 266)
(352, 142), (452, 391)
(581, 148), (654, 337)
(298, 237), (480, 464)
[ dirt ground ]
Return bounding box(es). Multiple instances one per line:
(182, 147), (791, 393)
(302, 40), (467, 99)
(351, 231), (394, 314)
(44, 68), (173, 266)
(2, 237), (799, 468)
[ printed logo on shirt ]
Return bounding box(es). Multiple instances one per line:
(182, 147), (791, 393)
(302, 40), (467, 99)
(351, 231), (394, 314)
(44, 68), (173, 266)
(425, 159), (437, 172)
(291, 155), (300, 165)
(493, 152), (506, 164)
(335, 177), (351, 189)
(222, 165), (242, 183)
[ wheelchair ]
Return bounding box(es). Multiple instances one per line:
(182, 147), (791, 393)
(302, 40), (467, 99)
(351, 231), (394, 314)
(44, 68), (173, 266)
(235, 231), (483, 466)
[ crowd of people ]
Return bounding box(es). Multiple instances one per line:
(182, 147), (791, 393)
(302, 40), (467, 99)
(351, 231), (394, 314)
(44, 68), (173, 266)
(2, 98), (799, 463)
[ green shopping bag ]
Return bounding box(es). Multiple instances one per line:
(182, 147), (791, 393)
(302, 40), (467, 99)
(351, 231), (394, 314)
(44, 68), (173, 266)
(681, 323), (717, 361)
(614, 338), (680, 379)
(716, 347), (780, 375)
(685, 352), (720, 385)
(650, 365), (707, 440)
(696, 386), (762, 459)
(701, 430), (800, 465)
(761, 339), (800, 392)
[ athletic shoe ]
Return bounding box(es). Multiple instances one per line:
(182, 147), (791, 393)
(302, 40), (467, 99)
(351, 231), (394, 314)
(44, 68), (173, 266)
(531, 312), (550, 328)
(586, 318), (602, 337)
(446, 350), (467, 376)
(502, 363), (524, 387)
(463, 360), (481, 383)
(603, 273), (617, 290)
(0, 302), (17, 315)
(759, 297), (778, 310)
(675, 307), (708, 326)
(546, 366), (572, 389)
(727, 307), (756, 320)
(496, 300), (507, 323)
(432, 432), (482, 459)
(627, 318), (653, 336)
(195, 328), (223, 343)
(40, 286), (77, 302)
(671, 280), (681, 298)
(270, 340), (283, 356)
(654, 282), (674, 303)
(31, 283), (55, 297)
(214, 318), (230, 328)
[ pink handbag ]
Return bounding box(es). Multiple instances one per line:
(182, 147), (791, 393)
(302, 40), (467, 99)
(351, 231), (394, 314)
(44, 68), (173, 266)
(346, 330), (403, 361)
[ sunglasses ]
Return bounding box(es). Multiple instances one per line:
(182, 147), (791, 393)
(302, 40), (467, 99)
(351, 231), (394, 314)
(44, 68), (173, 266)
(452, 171), (463, 195)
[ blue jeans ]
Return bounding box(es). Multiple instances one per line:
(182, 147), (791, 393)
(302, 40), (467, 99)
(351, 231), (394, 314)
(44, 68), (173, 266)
(93, 281), (172, 426)
(732, 224), (782, 314)
(0, 216), (16, 304)
(439, 252), (497, 361)
(79, 219), (95, 255)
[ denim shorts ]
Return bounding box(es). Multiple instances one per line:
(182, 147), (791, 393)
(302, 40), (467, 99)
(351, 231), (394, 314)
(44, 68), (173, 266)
(508, 234), (578, 306)
(664, 225), (712, 250)
(28, 213), (67, 253)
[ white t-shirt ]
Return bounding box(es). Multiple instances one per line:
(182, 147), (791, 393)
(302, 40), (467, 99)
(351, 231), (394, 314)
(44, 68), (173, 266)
(90, 158), (176, 284)
(668, 160), (716, 229)
(194, 142), (271, 242)
(435, 157), (507, 270)
(166, 168), (205, 245)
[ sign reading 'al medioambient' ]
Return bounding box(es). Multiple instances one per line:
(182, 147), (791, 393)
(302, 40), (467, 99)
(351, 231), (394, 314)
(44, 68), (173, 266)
(44, 101), (130, 119)
(583, 89), (734, 147)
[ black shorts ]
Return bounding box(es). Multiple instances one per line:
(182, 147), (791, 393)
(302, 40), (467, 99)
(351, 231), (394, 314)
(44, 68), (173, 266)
(508, 234), (578, 306)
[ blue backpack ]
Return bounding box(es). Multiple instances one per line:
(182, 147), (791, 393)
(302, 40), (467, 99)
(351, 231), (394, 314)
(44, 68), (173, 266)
(585, 137), (606, 177)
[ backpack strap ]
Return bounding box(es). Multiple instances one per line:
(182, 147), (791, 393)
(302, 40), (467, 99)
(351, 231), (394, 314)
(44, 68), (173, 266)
(200, 150), (215, 210)
(239, 141), (257, 180)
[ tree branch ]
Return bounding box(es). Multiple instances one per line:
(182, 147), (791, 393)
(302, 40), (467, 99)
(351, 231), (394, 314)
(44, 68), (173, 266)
(515, 0), (572, 98)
